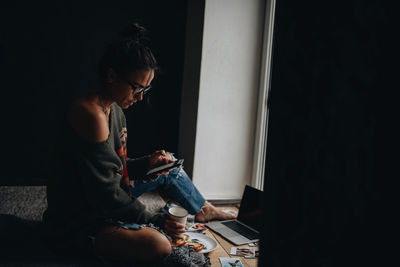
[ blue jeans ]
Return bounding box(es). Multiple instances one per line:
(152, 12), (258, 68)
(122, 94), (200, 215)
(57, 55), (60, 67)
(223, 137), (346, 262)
(131, 167), (206, 215)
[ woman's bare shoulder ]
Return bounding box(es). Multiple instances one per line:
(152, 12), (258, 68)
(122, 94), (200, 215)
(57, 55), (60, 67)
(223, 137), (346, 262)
(67, 97), (109, 143)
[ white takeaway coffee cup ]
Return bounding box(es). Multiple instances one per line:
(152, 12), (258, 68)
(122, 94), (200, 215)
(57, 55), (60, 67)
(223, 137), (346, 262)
(168, 206), (188, 225)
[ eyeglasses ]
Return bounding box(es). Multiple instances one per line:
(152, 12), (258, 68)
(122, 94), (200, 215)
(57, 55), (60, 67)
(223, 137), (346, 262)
(124, 79), (152, 96)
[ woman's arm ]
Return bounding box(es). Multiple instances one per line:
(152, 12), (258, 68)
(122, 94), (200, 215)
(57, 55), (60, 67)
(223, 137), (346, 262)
(126, 155), (151, 179)
(69, 102), (166, 226)
(127, 150), (175, 180)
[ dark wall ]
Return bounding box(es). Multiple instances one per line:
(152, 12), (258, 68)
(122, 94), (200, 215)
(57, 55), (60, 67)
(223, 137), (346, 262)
(0, 0), (188, 185)
(260, 0), (389, 266)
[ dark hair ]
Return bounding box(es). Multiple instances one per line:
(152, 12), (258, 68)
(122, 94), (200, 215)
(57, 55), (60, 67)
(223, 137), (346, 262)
(98, 23), (158, 82)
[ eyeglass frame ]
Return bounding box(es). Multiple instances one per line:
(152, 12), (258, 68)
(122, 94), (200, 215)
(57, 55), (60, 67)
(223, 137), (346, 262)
(124, 79), (152, 97)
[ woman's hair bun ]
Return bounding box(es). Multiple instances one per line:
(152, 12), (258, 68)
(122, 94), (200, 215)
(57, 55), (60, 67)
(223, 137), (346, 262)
(98, 22), (158, 81)
(120, 22), (150, 45)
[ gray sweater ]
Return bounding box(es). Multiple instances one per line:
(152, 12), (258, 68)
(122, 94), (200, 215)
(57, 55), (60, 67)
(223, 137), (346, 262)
(43, 103), (166, 241)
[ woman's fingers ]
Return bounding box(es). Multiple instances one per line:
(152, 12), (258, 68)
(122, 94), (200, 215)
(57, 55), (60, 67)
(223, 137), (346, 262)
(159, 169), (173, 176)
(149, 150), (174, 168)
(155, 150), (172, 160)
(165, 220), (186, 232)
(165, 219), (186, 239)
(158, 157), (170, 164)
(149, 150), (166, 168)
(153, 150), (166, 157)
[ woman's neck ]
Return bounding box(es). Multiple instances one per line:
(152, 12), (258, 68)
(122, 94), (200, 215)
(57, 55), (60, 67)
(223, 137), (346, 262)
(95, 86), (114, 110)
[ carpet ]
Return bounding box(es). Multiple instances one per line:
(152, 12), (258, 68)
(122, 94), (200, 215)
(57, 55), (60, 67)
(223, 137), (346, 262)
(0, 186), (166, 221)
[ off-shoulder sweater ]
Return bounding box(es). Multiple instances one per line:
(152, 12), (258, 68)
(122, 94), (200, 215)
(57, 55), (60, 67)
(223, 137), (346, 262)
(43, 103), (166, 241)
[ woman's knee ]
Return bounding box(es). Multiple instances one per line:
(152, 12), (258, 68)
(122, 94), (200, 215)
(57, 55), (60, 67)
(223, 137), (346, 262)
(143, 229), (171, 259)
(94, 226), (171, 262)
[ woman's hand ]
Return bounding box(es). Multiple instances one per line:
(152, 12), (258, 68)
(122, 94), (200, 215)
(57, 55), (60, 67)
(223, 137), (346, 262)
(164, 218), (186, 240)
(148, 150), (175, 176)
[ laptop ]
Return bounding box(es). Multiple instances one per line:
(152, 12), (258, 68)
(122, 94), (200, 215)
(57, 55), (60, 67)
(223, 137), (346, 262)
(205, 185), (262, 245)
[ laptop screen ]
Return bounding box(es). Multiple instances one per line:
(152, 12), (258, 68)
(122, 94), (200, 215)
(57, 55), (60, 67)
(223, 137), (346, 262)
(237, 185), (263, 232)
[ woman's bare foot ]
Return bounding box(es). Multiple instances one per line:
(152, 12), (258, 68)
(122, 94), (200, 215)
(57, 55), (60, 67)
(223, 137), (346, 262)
(195, 201), (237, 223)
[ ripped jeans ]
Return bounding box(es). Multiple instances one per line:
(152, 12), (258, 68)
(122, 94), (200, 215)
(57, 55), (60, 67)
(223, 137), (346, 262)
(130, 167), (206, 215)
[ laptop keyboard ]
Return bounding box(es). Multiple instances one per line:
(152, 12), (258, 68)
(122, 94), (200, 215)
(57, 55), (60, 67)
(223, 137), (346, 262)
(222, 221), (259, 240)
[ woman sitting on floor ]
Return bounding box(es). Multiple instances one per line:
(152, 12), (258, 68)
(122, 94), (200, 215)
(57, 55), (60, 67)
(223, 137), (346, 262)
(43, 22), (235, 264)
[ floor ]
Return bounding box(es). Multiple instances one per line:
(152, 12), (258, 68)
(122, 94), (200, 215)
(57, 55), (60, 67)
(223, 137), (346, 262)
(204, 206), (258, 267)
(0, 187), (257, 266)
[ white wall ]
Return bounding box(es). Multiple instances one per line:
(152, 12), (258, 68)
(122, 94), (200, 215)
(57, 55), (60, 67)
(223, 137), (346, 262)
(192, 0), (265, 199)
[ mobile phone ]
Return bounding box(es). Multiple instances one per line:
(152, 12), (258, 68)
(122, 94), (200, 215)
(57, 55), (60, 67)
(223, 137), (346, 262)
(145, 159), (184, 177)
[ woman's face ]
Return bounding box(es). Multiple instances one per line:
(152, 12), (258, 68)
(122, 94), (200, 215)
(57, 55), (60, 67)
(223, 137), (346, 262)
(111, 68), (155, 109)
